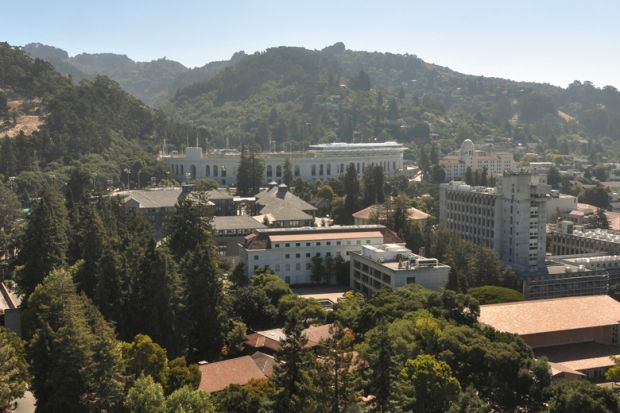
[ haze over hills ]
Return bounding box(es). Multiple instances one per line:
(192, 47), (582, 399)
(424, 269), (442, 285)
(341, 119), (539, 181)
(15, 41), (620, 163)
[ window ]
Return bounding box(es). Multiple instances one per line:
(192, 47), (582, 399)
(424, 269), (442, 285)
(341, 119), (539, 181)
(319, 164), (324, 175)
(205, 165), (210, 176)
(366, 240), (371, 244)
(276, 165), (282, 177)
(294, 165), (300, 176)
(326, 252), (331, 257)
(316, 253), (321, 257)
(296, 243), (301, 247)
(312, 165), (316, 176)
(254, 265), (259, 271)
(296, 253), (300, 258)
(306, 242), (311, 246)
(326, 241), (331, 246)
(306, 253), (311, 258)
(213, 165), (218, 177)
(221, 166), (226, 177)
(327, 164), (331, 175)
(285, 243), (290, 247)
(254, 255), (259, 261)
(285, 254), (290, 259)
(274, 243), (280, 248)
(336, 241), (341, 246)
(316, 242), (321, 246)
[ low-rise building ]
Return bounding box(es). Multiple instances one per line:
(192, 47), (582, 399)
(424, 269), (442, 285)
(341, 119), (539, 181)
(479, 295), (620, 380)
(0, 282), (21, 336)
(255, 183), (317, 227)
(244, 324), (333, 354)
(440, 139), (515, 180)
(349, 244), (449, 295)
(197, 351), (276, 393)
(212, 216), (267, 259)
(548, 221), (620, 256)
(240, 225), (402, 285)
(352, 204), (430, 226)
(119, 187), (185, 236)
(545, 191), (577, 222)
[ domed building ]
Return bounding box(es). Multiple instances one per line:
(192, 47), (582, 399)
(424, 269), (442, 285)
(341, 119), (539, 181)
(440, 139), (515, 181)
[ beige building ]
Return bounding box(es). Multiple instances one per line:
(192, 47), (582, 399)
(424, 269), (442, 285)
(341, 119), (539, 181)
(352, 205), (430, 226)
(349, 244), (450, 295)
(440, 139), (515, 180)
(479, 295), (620, 380)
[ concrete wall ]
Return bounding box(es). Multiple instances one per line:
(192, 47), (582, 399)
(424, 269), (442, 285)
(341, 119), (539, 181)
(523, 326), (613, 349)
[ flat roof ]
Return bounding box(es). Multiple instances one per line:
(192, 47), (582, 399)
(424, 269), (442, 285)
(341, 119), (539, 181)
(479, 295), (620, 336)
(269, 231), (383, 243)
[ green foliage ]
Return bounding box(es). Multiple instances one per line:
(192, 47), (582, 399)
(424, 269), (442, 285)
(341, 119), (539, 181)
(24, 267), (125, 412)
(270, 316), (319, 412)
(15, 187), (69, 296)
(223, 320), (248, 358)
(277, 294), (326, 323)
(545, 380), (620, 413)
(122, 334), (170, 389)
(0, 327), (29, 410)
(124, 375), (167, 413)
(394, 354), (461, 413)
(166, 386), (215, 413)
(467, 285), (524, 304)
(213, 379), (272, 413)
(167, 357), (201, 394)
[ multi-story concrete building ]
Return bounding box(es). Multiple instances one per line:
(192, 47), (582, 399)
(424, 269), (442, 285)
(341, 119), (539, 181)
(548, 221), (620, 256)
(239, 225), (402, 285)
(160, 142), (405, 186)
(439, 173), (550, 273)
(212, 216), (267, 260)
(440, 139), (515, 180)
(349, 244), (450, 295)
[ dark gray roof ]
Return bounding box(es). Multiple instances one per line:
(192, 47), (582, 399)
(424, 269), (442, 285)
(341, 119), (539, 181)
(212, 215), (267, 231)
(259, 204), (313, 221)
(121, 188), (182, 209)
(255, 187), (317, 213)
(207, 189), (234, 200)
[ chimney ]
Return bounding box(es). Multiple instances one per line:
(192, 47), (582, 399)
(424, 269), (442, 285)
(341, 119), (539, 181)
(268, 180), (278, 190)
(181, 183), (195, 197)
(277, 183), (288, 198)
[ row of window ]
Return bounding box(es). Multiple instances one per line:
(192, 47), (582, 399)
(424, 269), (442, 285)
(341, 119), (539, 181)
(272, 239), (371, 248)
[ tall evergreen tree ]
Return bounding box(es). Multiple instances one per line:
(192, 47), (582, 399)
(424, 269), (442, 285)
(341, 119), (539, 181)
(167, 197), (211, 261)
(24, 267), (125, 413)
(16, 187), (69, 297)
(362, 321), (395, 413)
(130, 241), (187, 356)
(282, 158), (294, 186)
(71, 205), (108, 297)
(181, 237), (226, 361)
(270, 316), (318, 413)
(373, 166), (385, 203)
(343, 163), (360, 224)
(363, 166), (376, 207)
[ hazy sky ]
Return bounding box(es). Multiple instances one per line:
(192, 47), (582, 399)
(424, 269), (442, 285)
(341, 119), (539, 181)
(3, 0), (619, 88)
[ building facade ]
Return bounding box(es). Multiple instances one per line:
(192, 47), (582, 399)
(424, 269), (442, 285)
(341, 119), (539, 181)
(349, 244), (450, 295)
(439, 173), (550, 273)
(548, 222), (620, 256)
(440, 139), (515, 180)
(160, 142), (405, 186)
(239, 225), (402, 285)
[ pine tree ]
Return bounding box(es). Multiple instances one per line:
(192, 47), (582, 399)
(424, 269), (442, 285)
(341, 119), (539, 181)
(16, 187), (69, 297)
(270, 316), (318, 413)
(181, 237), (226, 361)
(283, 158), (294, 186)
(71, 205), (108, 297)
(343, 163), (360, 223)
(130, 241), (187, 356)
(373, 165), (385, 203)
(363, 321), (395, 413)
(24, 267), (125, 412)
(363, 166), (376, 207)
(166, 197), (211, 261)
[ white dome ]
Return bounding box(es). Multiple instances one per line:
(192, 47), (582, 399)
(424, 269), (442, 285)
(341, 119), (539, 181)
(460, 139), (475, 151)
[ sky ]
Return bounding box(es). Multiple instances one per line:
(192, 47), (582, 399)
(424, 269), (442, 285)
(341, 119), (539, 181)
(3, 0), (619, 89)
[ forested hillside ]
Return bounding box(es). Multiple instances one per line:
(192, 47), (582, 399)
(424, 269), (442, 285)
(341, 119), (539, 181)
(24, 41), (620, 163)
(0, 42), (192, 204)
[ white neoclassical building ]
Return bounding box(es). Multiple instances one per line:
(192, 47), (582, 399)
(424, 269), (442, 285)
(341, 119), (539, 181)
(160, 142), (405, 186)
(440, 139), (515, 180)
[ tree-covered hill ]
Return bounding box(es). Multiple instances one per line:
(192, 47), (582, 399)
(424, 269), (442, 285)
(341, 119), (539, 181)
(21, 41), (620, 162)
(23, 42), (189, 105)
(0, 42), (192, 200)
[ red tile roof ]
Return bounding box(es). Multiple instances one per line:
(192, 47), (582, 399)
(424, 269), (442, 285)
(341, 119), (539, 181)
(198, 352), (276, 393)
(245, 324), (334, 352)
(352, 205), (430, 221)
